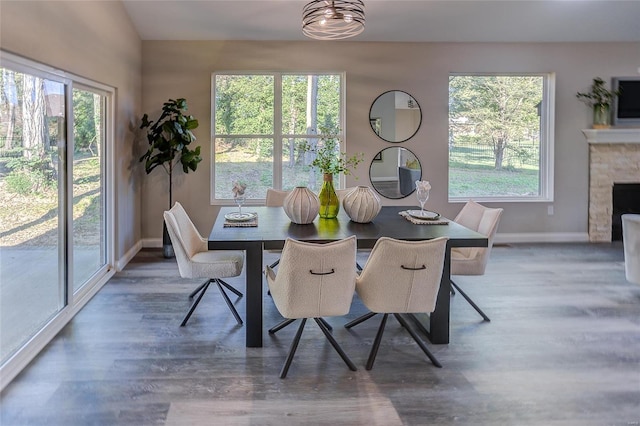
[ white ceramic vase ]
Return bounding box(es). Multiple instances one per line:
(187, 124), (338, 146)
(342, 185), (382, 223)
(283, 186), (320, 224)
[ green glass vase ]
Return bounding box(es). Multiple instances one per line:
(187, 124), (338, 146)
(592, 103), (611, 129)
(318, 173), (340, 219)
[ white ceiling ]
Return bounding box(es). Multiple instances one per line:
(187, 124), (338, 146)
(121, 0), (640, 42)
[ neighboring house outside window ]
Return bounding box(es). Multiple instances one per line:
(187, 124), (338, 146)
(448, 73), (555, 202)
(211, 72), (345, 203)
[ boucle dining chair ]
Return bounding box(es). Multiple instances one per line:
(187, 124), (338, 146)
(265, 236), (358, 378)
(164, 202), (244, 327)
(265, 188), (290, 270)
(622, 214), (640, 285)
(450, 200), (503, 322)
(345, 236), (448, 370)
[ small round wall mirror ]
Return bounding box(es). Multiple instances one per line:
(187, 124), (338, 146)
(369, 146), (422, 199)
(369, 90), (422, 143)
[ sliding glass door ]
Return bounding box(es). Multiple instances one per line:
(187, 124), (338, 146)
(0, 69), (66, 363)
(0, 54), (112, 370)
(72, 86), (106, 292)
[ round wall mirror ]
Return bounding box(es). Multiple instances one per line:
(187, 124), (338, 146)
(369, 90), (422, 143)
(369, 146), (421, 199)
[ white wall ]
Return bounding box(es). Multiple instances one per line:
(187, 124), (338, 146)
(0, 0), (143, 263)
(140, 40), (640, 241)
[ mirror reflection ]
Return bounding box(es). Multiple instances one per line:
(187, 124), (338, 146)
(369, 147), (421, 199)
(369, 90), (422, 143)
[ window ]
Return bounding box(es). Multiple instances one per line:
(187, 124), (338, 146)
(212, 72), (344, 203)
(0, 51), (113, 383)
(448, 74), (554, 202)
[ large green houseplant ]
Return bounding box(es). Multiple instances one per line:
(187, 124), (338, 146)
(140, 98), (202, 257)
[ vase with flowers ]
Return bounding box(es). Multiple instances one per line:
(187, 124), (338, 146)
(576, 77), (621, 129)
(300, 125), (363, 219)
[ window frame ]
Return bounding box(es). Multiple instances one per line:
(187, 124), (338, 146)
(210, 71), (346, 205)
(447, 72), (555, 203)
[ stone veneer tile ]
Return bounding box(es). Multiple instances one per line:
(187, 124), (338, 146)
(589, 144), (640, 242)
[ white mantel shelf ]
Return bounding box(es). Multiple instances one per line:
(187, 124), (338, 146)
(582, 128), (640, 144)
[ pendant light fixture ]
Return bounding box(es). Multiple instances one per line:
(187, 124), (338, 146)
(302, 0), (365, 41)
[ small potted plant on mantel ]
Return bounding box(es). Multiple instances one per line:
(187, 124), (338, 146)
(140, 98), (202, 258)
(576, 77), (621, 129)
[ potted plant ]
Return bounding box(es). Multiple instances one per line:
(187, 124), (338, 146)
(300, 125), (363, 219)
(140, 98), (202, 257)
(576, 77), (621, 129)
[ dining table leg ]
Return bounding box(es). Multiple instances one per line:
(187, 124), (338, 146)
(409, 245), (451, 344)
(245, 241), (263, 347)
(429, 246), (451, 344)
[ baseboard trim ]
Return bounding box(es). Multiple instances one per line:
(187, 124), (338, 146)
(494, 232), (590, 244)
(117, 240), (142, 272)
(142, 238), (162, 249)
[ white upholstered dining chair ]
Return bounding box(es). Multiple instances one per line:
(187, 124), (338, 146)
(345, 236), (448, 370)
(450, 200), (503, 322)
(265, 236), (358, 378)
(622, 214), (640, 285)
(164, 202), (245, 326)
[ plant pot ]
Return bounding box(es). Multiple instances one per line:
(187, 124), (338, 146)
(342, 185), (382, 223)
(163, 222), (174, 258)
(593, 104), (611, 129)
(283, 186), (320, 224)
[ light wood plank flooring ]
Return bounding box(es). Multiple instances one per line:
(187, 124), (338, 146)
(1, 243), (639, 425)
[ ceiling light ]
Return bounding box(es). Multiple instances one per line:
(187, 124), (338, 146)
(302, 0), (365, 41)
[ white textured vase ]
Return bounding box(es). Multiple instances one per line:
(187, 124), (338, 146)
(342, 185), (382, 223)
(283, 186), (320, 224)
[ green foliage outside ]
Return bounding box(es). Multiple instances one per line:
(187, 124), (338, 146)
(449, 75), (543, 198)
(214, 74), (343, 199)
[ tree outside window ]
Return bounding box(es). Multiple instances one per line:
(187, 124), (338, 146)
(448, 74), (554, 201)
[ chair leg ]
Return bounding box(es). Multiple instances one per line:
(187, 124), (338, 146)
(188, 281), (208, 298)
(394, 314), (442, 368)
(270, 317), (331, 334)
(356, 261), (363, 272)
(216, 279), (243, 325)
(280, 319), (306, 379)
(366, 314), (388, 370)
(450, 280), (491, 322)
(181, 280), (212, 326)
(450, 286), (456, 296)
(269, 259), (280, 269)
(344, 311), (377, 329)
(314, 318), (357, 372)
(318, 317), (333, 331)
(269, 318), (296, 334)
(218, 279), (243, 298)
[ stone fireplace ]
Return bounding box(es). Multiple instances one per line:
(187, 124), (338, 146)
(583, 129), (640, 242)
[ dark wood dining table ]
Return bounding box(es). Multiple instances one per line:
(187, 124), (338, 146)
(208, 205), (488, 348)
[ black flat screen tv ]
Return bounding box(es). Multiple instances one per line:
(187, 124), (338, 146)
(612, 77), (640, 127)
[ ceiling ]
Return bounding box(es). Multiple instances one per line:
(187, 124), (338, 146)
(121, 0), (640, 43)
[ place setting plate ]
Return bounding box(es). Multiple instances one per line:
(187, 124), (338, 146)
(406, 210), (441, 220)
(224, 212), (257, 222)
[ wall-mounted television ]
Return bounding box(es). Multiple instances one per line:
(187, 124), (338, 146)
(612, 77), (640, 127)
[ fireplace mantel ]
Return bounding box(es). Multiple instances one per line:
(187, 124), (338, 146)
(582, 128), (640, 144)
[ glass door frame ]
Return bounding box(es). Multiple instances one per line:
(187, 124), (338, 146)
(0, 51), (116, 390)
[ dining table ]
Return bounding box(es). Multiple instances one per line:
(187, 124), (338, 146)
(208, 205), (488, 348)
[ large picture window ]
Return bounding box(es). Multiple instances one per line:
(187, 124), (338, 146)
(448, 73), (554, 202)
(212, 72), (344, 203)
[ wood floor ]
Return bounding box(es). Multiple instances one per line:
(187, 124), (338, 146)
(1, 243), (639, 425)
